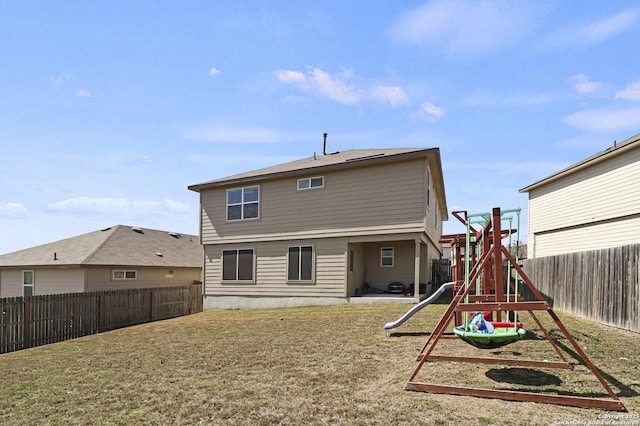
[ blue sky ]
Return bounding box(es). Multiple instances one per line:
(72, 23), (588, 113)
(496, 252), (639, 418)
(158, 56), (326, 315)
(2, 1), (640, 254)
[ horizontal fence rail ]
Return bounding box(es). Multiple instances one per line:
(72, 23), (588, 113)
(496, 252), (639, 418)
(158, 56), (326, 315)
(524, 243), (639, 334)
(0, 283), (203, 354)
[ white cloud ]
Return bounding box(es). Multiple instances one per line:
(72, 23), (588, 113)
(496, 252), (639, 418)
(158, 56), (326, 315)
(48, 197), (131, 214)
(563, 105), (640, 133)
(209, 66), (220, 75)
(75, 89), (91, 97)
(47, 197), (191, 218)
(614, 81), (640, 100)
(569, 74), (603, 94)
(546, 8), (640, 47)
(307, 68), (361, 104)
(369, 86), (409, 106)
(412, 102), (445, 121)
(275, 67), (408, 107)
(275, 69), (306, 83)
(0, 202), (29, 218)
(390, 0), (537, 57)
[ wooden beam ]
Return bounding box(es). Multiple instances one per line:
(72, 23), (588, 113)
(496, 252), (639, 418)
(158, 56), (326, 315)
(405, 382), (626, 411)
(455, 301), (549, 312)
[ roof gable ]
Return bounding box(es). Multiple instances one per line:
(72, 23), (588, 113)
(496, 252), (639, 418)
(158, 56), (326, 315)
(188, 148), (437, 191)
(0, 226), (201, 268)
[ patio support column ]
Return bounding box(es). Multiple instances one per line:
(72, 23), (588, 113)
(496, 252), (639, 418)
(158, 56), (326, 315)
(414, 239), (421, 301)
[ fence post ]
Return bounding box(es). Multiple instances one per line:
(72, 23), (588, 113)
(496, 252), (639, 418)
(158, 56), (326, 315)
(150, 289), (155, 322)
(23, 298), (31, 349)
(98, 293), (105, 332)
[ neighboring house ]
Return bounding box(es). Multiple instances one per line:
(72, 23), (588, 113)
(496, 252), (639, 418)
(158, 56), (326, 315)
(188, 148), (448, 309)
(520, 132), (640, 258)
(0, 225), (202, 298)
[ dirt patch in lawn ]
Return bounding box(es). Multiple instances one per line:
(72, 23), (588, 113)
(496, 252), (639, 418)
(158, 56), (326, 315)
(1, 303), (639, 425)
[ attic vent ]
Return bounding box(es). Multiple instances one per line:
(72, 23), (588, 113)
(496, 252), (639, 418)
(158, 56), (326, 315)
(168, 232), (180, 238)
(101, 227), (112, 232)
(155, 252), (163, 257)
(345, 153), (386, 162)
(132, 227), (144, 234)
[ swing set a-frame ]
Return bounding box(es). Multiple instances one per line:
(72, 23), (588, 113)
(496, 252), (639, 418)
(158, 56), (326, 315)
(405, 207), (626, 411)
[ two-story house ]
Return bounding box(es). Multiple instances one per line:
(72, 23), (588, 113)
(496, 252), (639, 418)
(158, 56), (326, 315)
(188, 148), (448, 310)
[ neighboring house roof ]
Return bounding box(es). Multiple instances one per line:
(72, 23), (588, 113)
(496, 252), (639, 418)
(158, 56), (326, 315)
(520, 132), (640, 193)
(188, 147), (448, 219)
(0, 225), (202, 268)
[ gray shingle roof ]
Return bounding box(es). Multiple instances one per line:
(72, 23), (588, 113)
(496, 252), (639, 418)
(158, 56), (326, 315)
(188, 148), (439, 191)
(0, 226), (201, 268)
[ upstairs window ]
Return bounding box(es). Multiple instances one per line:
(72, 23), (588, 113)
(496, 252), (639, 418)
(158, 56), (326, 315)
(297, 176), (324, 190)
(227, 186), (260, 221)
(381, 247), (394, 267)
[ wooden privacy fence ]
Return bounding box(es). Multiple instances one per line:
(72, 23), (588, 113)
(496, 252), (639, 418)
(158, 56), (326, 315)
(524, 243), (639, 333)
(0, 283), (203, 354)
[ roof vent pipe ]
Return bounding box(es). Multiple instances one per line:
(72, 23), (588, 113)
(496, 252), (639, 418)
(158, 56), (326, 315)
(323, 133), (327, 155)
(53, 252), (58, 261)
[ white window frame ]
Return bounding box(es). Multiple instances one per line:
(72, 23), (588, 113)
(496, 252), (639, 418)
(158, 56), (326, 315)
(226, 185), (260, 221)
(380, 247), (394, 267)
(221, 248), (256, 283)
(287, 245), (315, 283)
(297, 176), (324, 190)
(23, 270), (34, 297)
(113, 270), (137, 280)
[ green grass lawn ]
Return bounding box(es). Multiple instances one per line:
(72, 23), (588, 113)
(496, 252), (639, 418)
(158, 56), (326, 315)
(1, 302), (638, 425)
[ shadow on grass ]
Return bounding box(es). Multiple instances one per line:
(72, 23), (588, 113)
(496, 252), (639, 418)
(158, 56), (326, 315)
(387, 332), (457, 338)
(486, 367), (562, 386)
(549, 332), (640, 398)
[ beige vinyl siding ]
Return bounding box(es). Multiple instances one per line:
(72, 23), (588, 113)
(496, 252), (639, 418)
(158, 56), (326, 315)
(424, 164), (443, 246)
(363, 240), (428, 290)
(0, 268), (84, 297)
(533, 216), (640, 257)
(33, 269), (85, 295)
(201, 159), (428, 244)
(85, 267), (201, 291)
(528, 148), (640, 257)
(0, 270), (25, 297)
(204, 238), (347, 297)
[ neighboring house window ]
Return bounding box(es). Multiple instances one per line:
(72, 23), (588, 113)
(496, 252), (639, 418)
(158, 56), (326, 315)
(113, 270), (137, 280)
(381, 247), (394, 267)
(222, 249), (255, 282)
(288, 245), (314, 282)
(23, 270), (34, 297)
(227, 186), (260, 221)
(297, 176), (324, 190)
